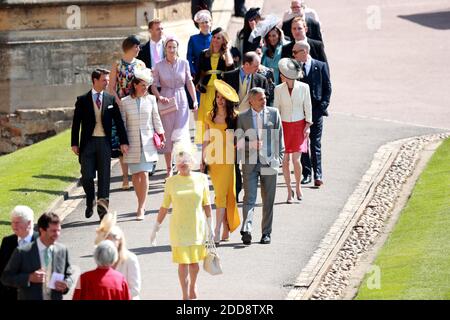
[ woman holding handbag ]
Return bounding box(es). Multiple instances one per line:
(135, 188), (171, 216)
(151, 37), (198, 179)
(150, 144), (214, 300)
(194, 27), (234, 144)
(201, 80), (241, 244)
(121, 68), (165, 220)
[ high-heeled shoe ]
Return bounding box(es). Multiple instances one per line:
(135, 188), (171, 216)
(286, 190), (294, 204)
(296, 190), (303, 201)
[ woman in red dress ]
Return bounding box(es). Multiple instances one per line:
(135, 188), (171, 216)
(274, 58), (312, 203)
(72, 240), (131, 300)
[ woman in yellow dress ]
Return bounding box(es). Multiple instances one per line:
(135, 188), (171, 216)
(149, 144), (214, 300)
(194, 27), (234, 144)
(201, 80), (241, 244)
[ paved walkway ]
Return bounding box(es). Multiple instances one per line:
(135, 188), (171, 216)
(59, 0), (449, 299)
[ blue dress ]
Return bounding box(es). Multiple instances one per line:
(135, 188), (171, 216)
(262, 44), (284, 85)
(187, 32), (212, 76)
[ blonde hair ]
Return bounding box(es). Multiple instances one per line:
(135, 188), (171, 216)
(107, 226), (129, 266)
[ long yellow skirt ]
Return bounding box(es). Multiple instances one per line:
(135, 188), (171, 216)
(209, 163), (240, 233)
(194, 85), (216, 144)
(172, 245), (207, 264)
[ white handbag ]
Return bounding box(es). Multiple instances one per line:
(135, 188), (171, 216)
(203, 240), (223, 275)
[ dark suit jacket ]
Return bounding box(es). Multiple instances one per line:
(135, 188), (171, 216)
(71, 91), (128, 156)
(281, 38), (328, 63)
(222, 68), (269, 100)
(299, 58), (332, 120)
(1, 241), (74, 300)
(137, 40), (165, 69)
(0, 232), (39, 300)
(137, 41), (152, 69)
(282, 16), (323, 42)
(195, 49), (233, 87)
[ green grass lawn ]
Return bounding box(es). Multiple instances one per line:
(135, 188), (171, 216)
(0, 130), (80, 239)
(356, 138), (450, 300)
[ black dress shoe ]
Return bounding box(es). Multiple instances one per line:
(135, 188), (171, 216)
(301, 175), (312, 184)
(260, 234), (271, 244)
(85, 206), (94, 219)
(241, 231), (252, 245)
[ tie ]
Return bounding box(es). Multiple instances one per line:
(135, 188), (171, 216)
(95, 93), (101, 109)
(256, 112), (263, 141)
(44, 247), (52, 268)
(152, 43), (160, 64)
(18, 239), (26, 248)
(302, 63), (307, 78)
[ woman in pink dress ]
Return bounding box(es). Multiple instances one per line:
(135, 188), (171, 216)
(151, 37), (198, 179)
(274, 58), (312, 203)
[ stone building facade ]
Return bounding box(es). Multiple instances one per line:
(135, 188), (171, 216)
(0, 0), (191, 154)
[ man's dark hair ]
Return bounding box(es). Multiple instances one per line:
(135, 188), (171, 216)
(122, 35), (141, 52)
(242, 51), (258, 65)
(37, 212), (60, 231)
(148, 18), (162, 30)
(91, 68), (110, 83)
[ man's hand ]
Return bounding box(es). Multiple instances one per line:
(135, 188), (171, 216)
(249, 140), (263, 150)
(120, 144), (129, 155)
(71, 146), (79, 156)
(29, 269), (46, 284)
(54, 280), (68, 292)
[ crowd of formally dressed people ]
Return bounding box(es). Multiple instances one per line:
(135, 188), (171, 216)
(1, 0), (332, 300)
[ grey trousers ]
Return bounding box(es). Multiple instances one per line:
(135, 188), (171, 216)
(80, 137), (111, 207)
(241, 163), (277, 235)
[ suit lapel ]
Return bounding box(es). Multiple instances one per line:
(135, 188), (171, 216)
(87, 91), (96, 121)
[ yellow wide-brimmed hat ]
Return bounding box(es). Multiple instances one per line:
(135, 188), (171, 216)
(214, 79), (239, 103)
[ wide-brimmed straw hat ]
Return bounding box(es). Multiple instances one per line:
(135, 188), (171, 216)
(278, 58), (302, 80)
(214, 79), (239, 103)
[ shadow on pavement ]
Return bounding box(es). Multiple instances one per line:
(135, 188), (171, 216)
(130, 245), (172, 255)
(62, 220), (100, 229)
(398, 10), (450, 30)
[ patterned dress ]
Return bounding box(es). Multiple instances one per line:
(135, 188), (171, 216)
(111, 58), (146, 156)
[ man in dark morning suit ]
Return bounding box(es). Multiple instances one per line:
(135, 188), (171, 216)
(71, 68), (129, 220)
(293, 41), (331, 187)
(0, 206), (39, 300)
(223, 51), (269, 202)
(281, 17), (327, 64)
(1, 213), (74, 300)
(137, 19), (165, 70)
(282, 0), (322, 42)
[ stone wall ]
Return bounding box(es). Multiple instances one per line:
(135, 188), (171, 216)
(0, 107), (74, 154)
(0, 0), (191, 154)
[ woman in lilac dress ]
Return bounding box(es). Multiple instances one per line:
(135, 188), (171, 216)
(151, 37), (198, 179)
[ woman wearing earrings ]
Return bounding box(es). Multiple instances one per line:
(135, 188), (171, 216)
(121, 68), (165, 220)
(201, 80), (240, 244)
(194, 27), (234, 144)
(151, 37), (198, 179)
(274, 58), (312, 203)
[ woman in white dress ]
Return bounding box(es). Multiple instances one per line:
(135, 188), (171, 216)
(121, 68), (165, 220)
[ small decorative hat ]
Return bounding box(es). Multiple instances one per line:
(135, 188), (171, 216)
(245, 7), (261, 21)
(278, 58), (302, 80)
(194, 9), (212, 23)
(214, 79), (240, 103)
(134, 68), (153, 85)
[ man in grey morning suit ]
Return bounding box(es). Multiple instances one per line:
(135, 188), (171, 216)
(236, 88), (285, 245)
(1, 213), (74, 300)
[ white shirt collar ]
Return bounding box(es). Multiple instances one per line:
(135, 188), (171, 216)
(91, 88), (103, 96)
(150, 38), (164, 46)
(18, 231), (34, 244)
(251, 107), (266, 117)
(37, 237), (53, 252)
